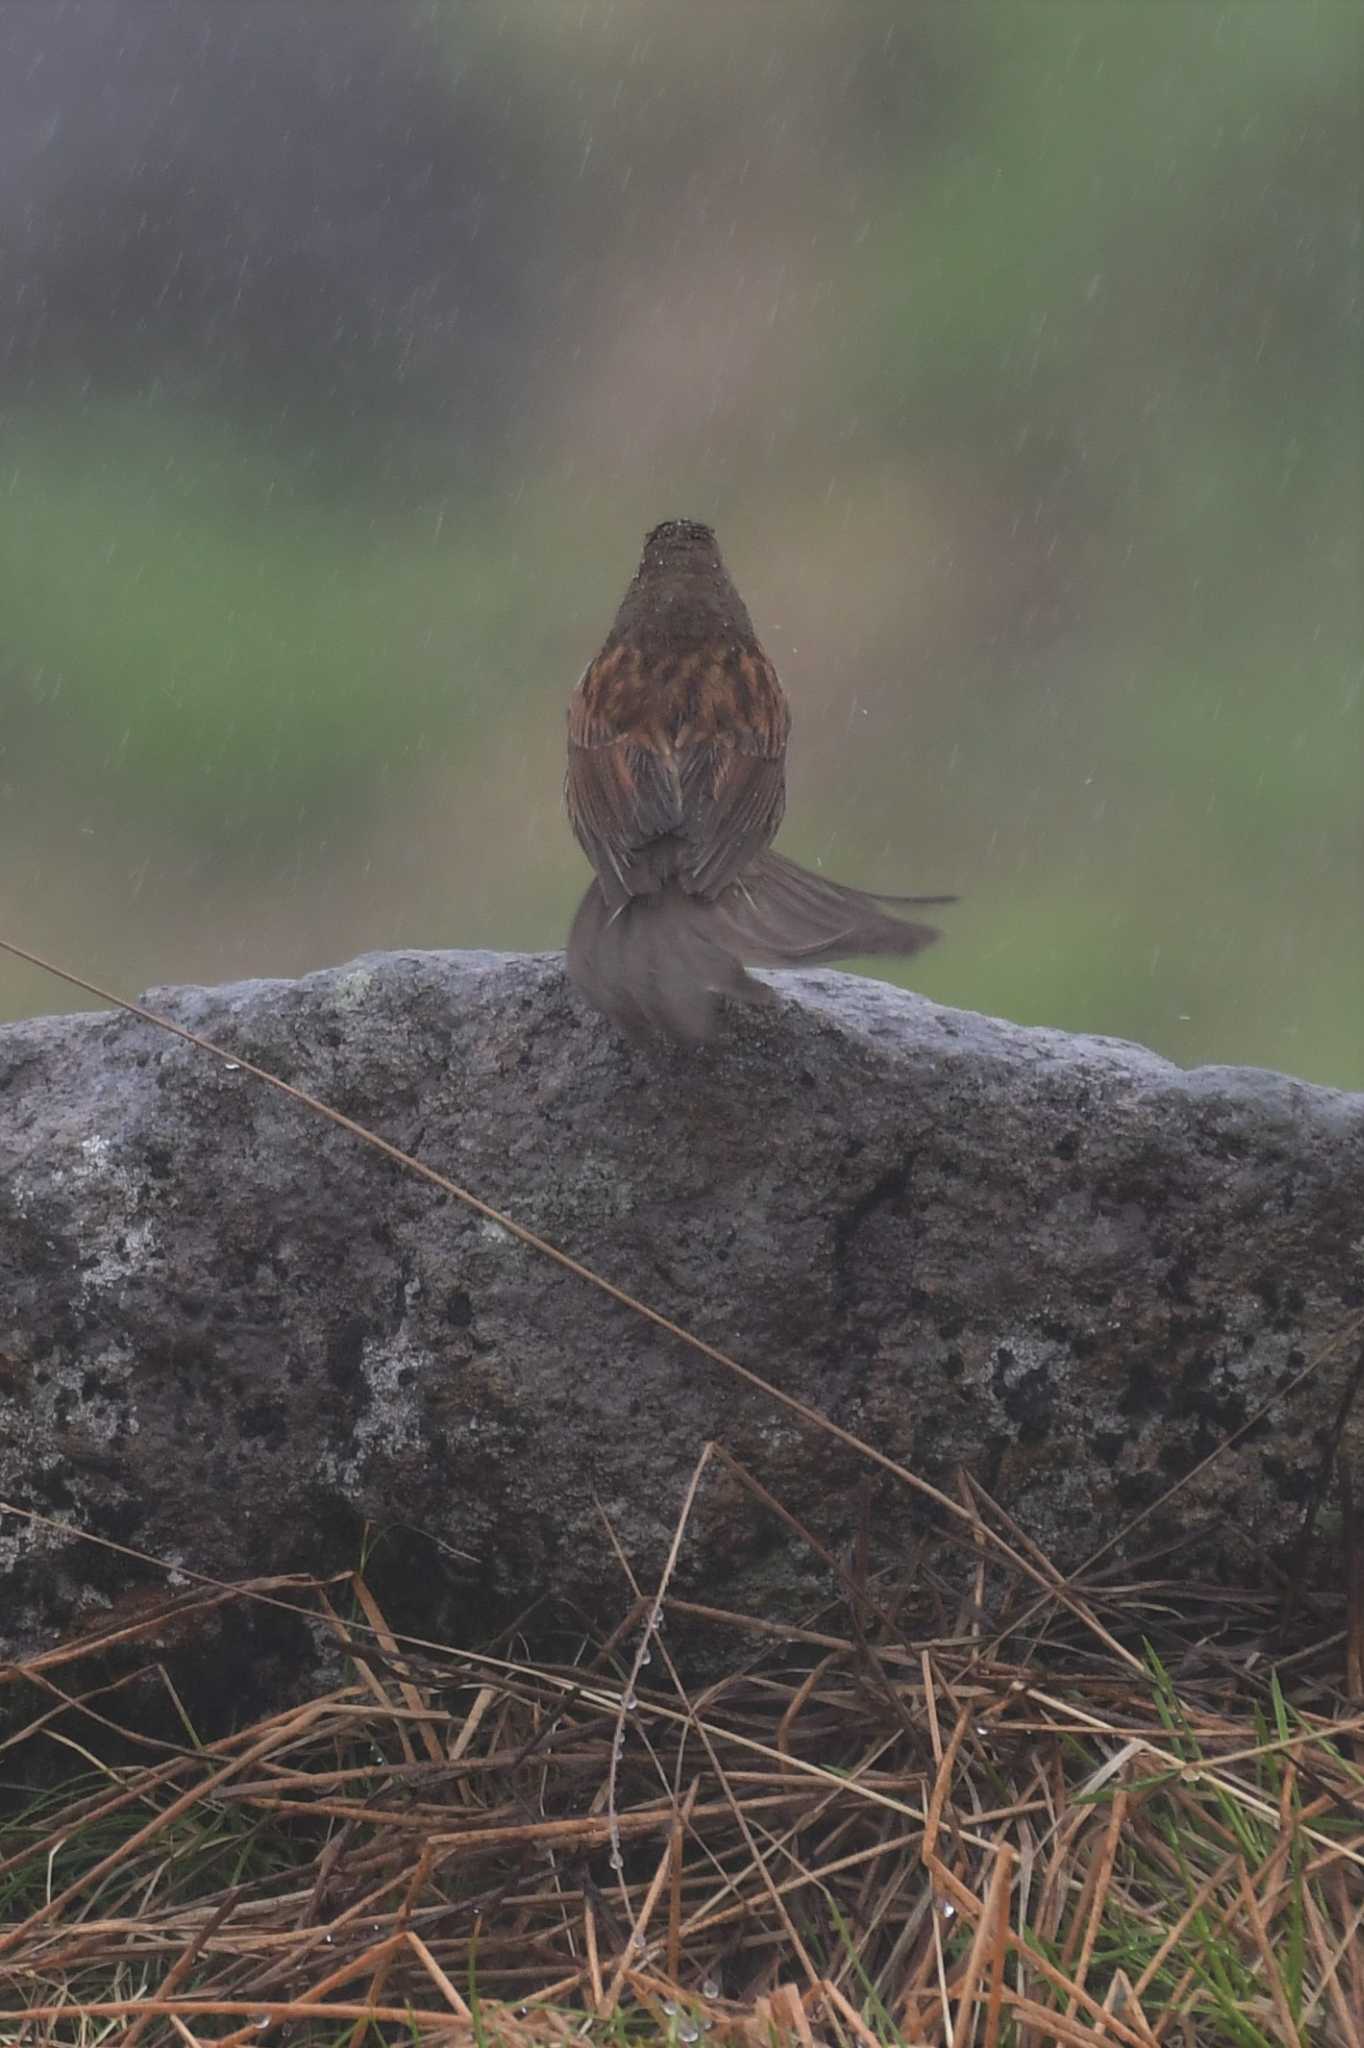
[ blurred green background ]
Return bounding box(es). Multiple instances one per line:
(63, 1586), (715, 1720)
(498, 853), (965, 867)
(1, 2), (1359, 1085)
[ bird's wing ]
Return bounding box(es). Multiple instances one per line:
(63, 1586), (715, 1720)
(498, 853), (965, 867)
(678, 648), (790, 898)
(566, 654), (686, 901)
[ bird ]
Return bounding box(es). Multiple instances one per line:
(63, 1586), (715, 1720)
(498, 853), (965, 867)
(564, 518), (954, 1041)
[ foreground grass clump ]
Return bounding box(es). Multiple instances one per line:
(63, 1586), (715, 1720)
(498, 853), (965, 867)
(1, 1487), (1362, 2046)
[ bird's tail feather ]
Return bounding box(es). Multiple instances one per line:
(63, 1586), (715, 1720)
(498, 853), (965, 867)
(567, 877), (774, 1042)
(567, 851), (953, 1041)
(711, 852), (952, 968)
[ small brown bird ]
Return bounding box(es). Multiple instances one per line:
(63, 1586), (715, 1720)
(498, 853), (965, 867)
(565, 518), (953, 1040)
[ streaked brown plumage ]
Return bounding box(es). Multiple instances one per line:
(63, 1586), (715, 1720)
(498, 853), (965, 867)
(565, 518), (953, 1041)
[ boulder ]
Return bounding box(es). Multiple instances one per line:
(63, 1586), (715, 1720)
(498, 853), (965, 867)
(2, 950), (1361, 1674)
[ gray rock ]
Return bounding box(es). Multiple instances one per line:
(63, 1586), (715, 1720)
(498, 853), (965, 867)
(2, 950), (1361, 1675)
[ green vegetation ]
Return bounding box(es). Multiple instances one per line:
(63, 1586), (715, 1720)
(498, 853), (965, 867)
(1, 4), (1358, 1082)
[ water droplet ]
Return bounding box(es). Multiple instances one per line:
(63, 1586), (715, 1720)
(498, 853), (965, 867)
(609, 1848), (624, 1871)
(224, 1061), (240, 1072)
(701, 1979), (720, 1998)
(679, 2025), (700, 2043)
(639, 1645), (652, 1665)
(624, 1691), (639, 1710)
(662, 2001), (677, 2017)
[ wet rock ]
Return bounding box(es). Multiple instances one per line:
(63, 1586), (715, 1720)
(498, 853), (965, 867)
(2, 950), (1361, 1676)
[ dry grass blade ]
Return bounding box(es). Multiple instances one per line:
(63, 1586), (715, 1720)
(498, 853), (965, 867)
(950, 1840), (1014, 2038)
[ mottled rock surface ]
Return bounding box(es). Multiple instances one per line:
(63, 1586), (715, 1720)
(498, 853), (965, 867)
(2, 950), (1361, 1674)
